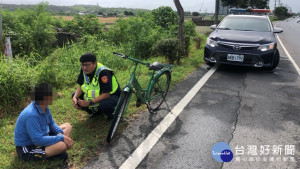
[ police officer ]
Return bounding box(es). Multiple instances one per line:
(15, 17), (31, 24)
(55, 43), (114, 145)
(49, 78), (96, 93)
(72, 52), (121, 119)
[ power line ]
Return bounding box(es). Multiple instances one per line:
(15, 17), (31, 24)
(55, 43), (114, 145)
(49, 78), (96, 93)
(274, 0), (282, 8)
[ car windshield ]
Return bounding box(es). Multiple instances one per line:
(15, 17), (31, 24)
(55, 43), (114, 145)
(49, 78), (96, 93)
(218, 16), (271, 32)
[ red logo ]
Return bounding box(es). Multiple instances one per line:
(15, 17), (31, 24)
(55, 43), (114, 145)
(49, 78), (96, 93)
(101, 76), (108, 83)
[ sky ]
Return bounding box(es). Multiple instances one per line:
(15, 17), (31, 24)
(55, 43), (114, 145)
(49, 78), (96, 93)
(1, 0), (299, 13)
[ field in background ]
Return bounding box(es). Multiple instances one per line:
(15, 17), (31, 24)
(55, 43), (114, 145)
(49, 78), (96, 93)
(53, 15), (212, 38)
(54, 16), (215, 29)
(185, 15), (213, 21)
(196, 26), (212, 35)
(53, 16), (129, 23)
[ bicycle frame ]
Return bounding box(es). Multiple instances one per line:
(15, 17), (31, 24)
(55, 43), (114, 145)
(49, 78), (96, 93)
(124, 58), (156, 104)
(114, 52), (173, 105)
(107, 52), (173, 142)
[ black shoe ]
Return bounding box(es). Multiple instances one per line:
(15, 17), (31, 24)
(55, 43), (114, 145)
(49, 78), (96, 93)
(49, 152), (68, 161)
(89, 113), (100, 118)
(106, 116), (113, 122)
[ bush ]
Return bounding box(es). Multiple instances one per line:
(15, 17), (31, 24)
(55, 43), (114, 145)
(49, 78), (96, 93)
(63, 14), (104, 38)
(2, 3), (57, 58)
(0, 5), (201, 114)
(105, 12), (163, 59)
(37, 35), (130, 88)
(167, 21), (196, 40)
(193, 36), (203, 49)
(184, 21), (196, 37)
(152, 38), (179, 64)
(152, 6), (178, 29)
(0, 35), (130, 114)
(183, 36), (191, 57)
(0, 55), (38, 112)
(105, 17), (130, 46)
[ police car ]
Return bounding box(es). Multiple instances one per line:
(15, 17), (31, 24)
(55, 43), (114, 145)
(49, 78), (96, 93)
(204, 9), (283, 70)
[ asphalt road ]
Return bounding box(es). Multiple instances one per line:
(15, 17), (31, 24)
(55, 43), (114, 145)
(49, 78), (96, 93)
(83, 19), (300, 169)
(275, 17), (300, 66)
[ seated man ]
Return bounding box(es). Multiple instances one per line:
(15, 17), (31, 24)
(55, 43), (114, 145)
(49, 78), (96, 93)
(72, 52), (121, 119)
(14, 82), (73, 161)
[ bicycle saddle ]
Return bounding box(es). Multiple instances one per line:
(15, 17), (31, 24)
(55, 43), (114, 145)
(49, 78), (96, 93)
(149, 61), (163, 70)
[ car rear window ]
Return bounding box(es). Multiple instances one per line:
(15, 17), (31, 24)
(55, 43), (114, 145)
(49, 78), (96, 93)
(218, 16), (271, 32)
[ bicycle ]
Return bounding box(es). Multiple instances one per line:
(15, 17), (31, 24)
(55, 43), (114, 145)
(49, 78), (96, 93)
(106, 52), (174, 143)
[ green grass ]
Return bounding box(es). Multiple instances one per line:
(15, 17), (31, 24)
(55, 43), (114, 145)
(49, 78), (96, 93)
(0, 39), (206, 169)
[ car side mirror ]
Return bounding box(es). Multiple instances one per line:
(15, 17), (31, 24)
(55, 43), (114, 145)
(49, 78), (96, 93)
(273, 27), (283, 33)
(210, 25), (217, 30)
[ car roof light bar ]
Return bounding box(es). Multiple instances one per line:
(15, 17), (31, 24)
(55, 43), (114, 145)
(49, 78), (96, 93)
(252, 9), (271, 13)
(229, 8), (247, 13)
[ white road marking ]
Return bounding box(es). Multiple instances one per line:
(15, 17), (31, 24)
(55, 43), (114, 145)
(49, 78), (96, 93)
(277, 35), (300, 76)
(120, 64), (219, 169)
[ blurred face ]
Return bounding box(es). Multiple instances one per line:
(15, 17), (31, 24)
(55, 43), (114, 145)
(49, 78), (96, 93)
(37, 95), (53, 106)
(39, 87), (57, 106)
(81, 62), (97, 74)
(44, 95), (53, 105)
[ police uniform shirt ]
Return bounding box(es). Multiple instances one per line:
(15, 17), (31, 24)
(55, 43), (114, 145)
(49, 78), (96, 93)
(77, 69), (121, 96)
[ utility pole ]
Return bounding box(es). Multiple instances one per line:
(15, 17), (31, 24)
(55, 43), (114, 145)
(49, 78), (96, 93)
(0, 3), (3, 53)
(214, 0), (220, 24)
(274, 0), (282, 8)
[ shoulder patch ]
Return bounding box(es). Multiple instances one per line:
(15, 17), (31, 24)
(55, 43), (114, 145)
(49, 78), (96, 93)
(101, 76), (108, 83)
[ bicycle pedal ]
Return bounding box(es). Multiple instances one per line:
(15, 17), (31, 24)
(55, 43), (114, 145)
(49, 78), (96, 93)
(150, 110), (157, 115)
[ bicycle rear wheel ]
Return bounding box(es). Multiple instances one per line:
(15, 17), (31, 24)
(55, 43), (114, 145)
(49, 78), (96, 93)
(107, 91), (131, 143)
(149, 71), (171, 111)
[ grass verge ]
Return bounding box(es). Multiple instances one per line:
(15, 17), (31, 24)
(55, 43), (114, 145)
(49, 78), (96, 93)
(0, 38), (206, 169)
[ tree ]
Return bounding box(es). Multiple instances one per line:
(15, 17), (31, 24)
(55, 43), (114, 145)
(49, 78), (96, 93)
(222, 0), (269, 9)
(174, 0), (184, 61)
(124, 10), (129, 16)
(64, 14), (104, 37)
(192, 12), (200, 16)
(248, 0), (269, 9)
(184, 11), (192, 16)
(221, 0), (248, 8)
(128, 11), (134, 16)
(274, 6), (289, 20)
(2, 2), (57, 57)
(215, 0), (220, 24)
(152, 6), (178, 29)
(124, 11), (134, 16)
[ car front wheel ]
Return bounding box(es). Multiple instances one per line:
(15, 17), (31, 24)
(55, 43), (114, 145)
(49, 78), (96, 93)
(265, 49), (280, 70)
(205, 60), (215, 67)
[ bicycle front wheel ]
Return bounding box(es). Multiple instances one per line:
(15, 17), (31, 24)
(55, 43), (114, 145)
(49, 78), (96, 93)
(107, 91), (131, 143)
(149, 71), (171, 111)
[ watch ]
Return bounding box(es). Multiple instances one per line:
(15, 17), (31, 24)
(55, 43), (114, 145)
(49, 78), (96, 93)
(89, 100), (94, 106)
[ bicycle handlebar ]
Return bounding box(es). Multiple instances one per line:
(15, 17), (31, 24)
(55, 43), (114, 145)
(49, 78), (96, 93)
(113, 52), (128, 59)
(113, 52), (174, 71)
(113, 52), (150, 67)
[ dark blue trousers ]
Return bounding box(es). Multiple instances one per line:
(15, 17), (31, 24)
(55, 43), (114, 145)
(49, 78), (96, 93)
(72, 92), (119, 119)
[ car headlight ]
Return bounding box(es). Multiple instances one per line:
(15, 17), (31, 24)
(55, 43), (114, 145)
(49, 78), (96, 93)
(206, 38), (218, 47)
(259, 43), (274, 51)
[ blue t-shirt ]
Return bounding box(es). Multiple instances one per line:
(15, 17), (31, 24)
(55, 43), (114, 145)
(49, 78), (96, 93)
(14, 102), (64, 146)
